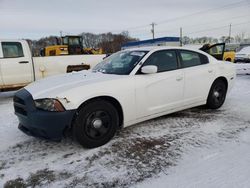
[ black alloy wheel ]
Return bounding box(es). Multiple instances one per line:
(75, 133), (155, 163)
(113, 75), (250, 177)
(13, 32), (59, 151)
(206, 79), (227, 109)
(73, 100), (119, 148)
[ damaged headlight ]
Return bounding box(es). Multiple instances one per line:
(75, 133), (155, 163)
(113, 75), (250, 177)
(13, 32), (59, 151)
(34, 98), (65, 112)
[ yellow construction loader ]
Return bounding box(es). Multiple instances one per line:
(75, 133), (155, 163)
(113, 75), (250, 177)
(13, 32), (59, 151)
(40, 35), (103, 56)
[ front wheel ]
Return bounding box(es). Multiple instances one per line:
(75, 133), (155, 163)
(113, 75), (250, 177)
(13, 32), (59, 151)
(73, 100), (119, 148)
(206, 80), (227, 109)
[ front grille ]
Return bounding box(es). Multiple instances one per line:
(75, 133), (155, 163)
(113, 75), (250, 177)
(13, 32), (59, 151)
(13, 96), (25, 105)
(13, 89), (35, 117)
(14, 105), (27, 116)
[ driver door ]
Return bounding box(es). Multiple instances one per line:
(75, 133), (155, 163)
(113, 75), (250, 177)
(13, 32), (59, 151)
(200, 43), (225, 60)
(0, 41), (33, 87)
(135, 50), (184, 119)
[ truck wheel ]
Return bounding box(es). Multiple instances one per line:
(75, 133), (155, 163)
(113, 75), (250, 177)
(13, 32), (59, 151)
(206, 79), (227, 109)
(73, 100), (119, 148)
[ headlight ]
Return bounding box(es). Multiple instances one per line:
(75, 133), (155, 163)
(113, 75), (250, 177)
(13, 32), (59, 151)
(34, 98), (65, 112)
(248, 54), (250, 58)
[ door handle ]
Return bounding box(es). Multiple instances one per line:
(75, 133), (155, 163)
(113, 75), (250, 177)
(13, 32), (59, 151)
(19, 61), (29, 64)
(208, 70), (213, 73)
(176, 76), (183, 81)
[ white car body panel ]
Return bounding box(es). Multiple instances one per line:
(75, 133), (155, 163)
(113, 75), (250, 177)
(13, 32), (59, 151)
(182, 62), (216, 105)
(134, 69), (184, 117)
(25, 46), (236, 128)
(32, 54), (105, 80)
(0, 40), (34, 87)
(235, 46), (250, 62)
(236, 46), (250, 57)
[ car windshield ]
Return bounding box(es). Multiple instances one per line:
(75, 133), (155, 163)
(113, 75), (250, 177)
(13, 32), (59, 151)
(239, 47), (250, 54)
(93, 50), (148, 75)
(68, 38), (81, 45)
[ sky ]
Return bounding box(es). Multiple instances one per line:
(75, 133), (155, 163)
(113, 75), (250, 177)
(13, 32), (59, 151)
(0, 0), (250, 40)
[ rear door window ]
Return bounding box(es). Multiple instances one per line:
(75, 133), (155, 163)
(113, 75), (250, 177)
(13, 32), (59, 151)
(2, 42), (24, 58)
(179, 50), (208, 68)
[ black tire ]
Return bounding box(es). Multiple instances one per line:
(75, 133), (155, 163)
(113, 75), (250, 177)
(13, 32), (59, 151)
(73, 100), (119, 148)
(206, 79), (227, 109)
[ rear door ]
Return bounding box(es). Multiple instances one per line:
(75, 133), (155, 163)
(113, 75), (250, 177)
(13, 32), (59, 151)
(200, 43), (225, 60)
(178, 50), (216, 105)
(0, 41), (33, 87)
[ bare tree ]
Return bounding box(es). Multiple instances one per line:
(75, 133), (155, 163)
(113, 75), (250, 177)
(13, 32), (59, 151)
(234, 32), (246, 43)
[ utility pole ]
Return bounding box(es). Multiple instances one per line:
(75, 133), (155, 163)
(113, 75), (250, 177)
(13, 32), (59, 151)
(229, 24), (232, 43)
(59, 31), (63, 45)
(150, 22), (156, 40)
(180, 27), (183, 46)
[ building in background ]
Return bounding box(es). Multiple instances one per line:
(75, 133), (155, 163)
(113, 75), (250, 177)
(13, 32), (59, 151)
(122, 37), (180, 49)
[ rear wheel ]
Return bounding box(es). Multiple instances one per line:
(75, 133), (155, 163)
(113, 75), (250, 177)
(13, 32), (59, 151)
(73, 100), (119, 148)
(206, 80), (227, 109)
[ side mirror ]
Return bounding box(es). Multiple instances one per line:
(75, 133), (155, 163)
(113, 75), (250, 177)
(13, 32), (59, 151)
(141, 65), (158, 74)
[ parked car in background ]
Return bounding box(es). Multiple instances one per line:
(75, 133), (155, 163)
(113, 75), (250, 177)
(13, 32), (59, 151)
(234, 46), (250, 63)
(14, 46), (235, 148)
(0, 39), (105, 91)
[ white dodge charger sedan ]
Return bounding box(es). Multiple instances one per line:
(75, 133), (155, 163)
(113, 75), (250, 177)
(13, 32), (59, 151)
(14, 46), (235, 148)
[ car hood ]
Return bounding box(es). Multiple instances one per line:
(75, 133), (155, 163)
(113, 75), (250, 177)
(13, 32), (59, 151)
(25, 70), (122, 99)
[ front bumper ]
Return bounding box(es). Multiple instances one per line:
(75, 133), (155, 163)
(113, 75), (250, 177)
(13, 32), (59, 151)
(13, 89), (76, 140)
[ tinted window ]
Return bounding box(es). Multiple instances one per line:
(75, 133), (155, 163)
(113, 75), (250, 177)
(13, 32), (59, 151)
(143, 50), (178, 72)
(2, 42), (24, 58)
(180, 50), (208, 68)
(208, 45), (224, 55)
(199, 53), (209, 64)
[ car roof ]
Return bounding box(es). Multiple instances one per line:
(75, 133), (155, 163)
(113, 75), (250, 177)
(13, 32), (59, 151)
(125, 45), (206, 54)
(238, 46), (250, 53)
(0, 39), (27, 42)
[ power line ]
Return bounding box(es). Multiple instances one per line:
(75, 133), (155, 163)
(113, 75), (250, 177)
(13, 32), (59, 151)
(132, 20), (250, 39)
(156, 0), (249, 25)
(152, 13), (250, 36)
(134, 0), (250, 35)
(185, 21), (250, 35)
(111, 0), (249, 33)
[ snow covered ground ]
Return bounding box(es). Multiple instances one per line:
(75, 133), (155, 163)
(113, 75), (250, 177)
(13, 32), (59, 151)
(0, 64), (250, 188)
(137, 125), (250, 188)
(235, 63), (250, 75)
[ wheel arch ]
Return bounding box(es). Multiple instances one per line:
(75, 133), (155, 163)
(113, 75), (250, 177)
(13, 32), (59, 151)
(208, 76), (228, 98)
(214, 76), (228, 91)
(206, 76), (228, 109)
(75, 95), (124, 128)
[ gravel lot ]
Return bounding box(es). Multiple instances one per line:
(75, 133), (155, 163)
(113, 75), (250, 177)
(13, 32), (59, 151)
(0, 70), (250, 187)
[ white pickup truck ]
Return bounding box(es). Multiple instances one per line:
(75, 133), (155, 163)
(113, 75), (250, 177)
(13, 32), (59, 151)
(0, 39), (105, 91)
